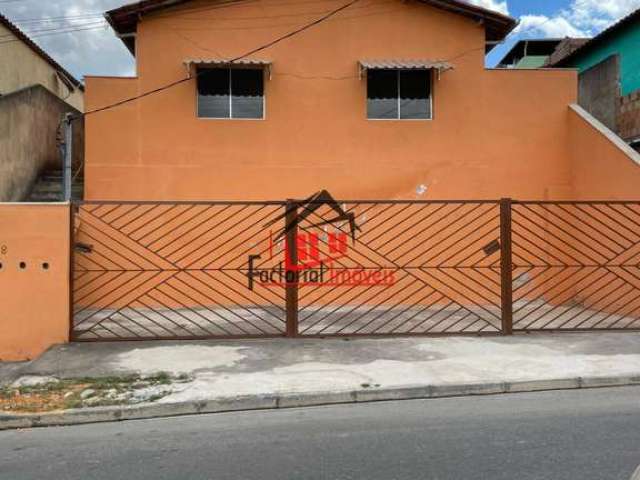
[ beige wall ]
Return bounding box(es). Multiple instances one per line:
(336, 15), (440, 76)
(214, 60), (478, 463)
(85, 0), (577, 201)
(0, 85), (84, 201)
(0, 22), (83, 111)
(0, 203), (70, 361)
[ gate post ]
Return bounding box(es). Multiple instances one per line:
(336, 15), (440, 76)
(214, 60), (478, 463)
(68, 202), (76, 342)
(500, 198), (513, 335)
(285, 200), (299, 337)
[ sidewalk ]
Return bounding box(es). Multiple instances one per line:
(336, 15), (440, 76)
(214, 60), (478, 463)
(2, 332), (640, 429)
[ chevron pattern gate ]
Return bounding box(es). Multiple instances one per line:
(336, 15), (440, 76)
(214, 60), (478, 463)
(72, 201), (287, 340)
(71, 199), (640, 341)
(511, 201), (640, 331)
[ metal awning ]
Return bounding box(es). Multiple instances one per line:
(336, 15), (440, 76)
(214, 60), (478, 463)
(358, 59), (454, 79)
(184, 58), (272, 78)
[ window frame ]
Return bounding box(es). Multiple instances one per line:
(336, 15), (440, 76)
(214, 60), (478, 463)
(366, 68), (434, 122)
(196, 66), (266, 121)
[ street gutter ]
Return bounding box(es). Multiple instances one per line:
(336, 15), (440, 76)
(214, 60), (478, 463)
(2, 374), (640, 430)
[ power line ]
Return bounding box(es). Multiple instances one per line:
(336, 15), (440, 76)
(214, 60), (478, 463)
(166, 5), (401, 32)
(153, 0), (339, 19)
(168, 0), (393, 23)
(10, 13), (104, 23)
(78, 0), (362, 119)
(0, 20), (106, 39)
(0, 24), (107, 45)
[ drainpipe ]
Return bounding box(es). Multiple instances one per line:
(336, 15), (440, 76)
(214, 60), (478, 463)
(62, 113), (73, 202)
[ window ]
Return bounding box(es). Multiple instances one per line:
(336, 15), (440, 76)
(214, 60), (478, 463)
(367, 69), (432, 120)
(197, 68), (264, 119)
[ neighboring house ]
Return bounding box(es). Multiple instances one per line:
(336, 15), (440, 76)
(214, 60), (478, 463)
(0, 14), (84, 110)
(549, 8), (640, 149)
(84, 0), (638, 202)
(0, 13), (84, 201)
(496, 38), (589, 69)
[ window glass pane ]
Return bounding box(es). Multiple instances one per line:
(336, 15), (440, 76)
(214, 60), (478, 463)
(231, 69), (264, 119)
(198, 69), (230, 118)
(400, 70), (431, 119)
(367, 69), (398, 119)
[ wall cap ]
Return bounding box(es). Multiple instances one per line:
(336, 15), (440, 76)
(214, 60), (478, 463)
(0, 84), (81, 115)
(570, 103), (640, 168)
(486, 67), (578, 72)
(0, 202), (71, 206)
(84, 75), (138, 80)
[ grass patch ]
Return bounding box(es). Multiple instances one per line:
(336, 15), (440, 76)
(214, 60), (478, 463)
(1, 372), (191, 414)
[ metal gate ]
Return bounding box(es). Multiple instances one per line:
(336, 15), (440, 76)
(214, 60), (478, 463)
(71, 201), (287, 340)
(71, 198), (640, 341)
(511, 201), (640, 331)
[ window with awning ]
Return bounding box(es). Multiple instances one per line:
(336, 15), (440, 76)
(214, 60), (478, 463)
(361, 60), (453, 120)
(188, 59), (270, 120)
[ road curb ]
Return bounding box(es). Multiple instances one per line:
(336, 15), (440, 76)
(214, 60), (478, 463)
(2, 375), (640, 430)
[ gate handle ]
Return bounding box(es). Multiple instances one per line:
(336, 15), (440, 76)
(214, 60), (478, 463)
(74, 242), (93, 254)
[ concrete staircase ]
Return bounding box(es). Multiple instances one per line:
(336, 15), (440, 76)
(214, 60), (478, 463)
(27, 169), (84, 202)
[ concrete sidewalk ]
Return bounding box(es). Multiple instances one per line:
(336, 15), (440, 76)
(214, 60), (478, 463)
(2, 333), (640, 428)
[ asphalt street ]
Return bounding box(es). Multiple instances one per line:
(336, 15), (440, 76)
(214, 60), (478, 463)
(2, 387), (640, 479)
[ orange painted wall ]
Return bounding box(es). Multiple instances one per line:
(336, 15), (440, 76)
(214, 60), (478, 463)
(0, 204), (70, 361)
(569, 105), (640, 200)
(84, 77), (140, 198)
(566, 106), (640, 321)
(85, 0), (577, 201)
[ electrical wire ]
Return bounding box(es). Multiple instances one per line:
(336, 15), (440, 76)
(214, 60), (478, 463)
(0, 24), (107, 45)
(4, 0), (505, 119)
(0, 20), (106, 39)
(76, 0), (363, 119)
(168, 0), (394, 23)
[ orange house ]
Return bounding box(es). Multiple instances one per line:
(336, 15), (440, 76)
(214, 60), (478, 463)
(84, 0), (624, 202)
(5, 0), (640, 361)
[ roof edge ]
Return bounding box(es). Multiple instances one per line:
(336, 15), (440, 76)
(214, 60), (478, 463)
(0, 13), (84, 91)
(550, 8), (640, 66)
(106, 0), (517, 56)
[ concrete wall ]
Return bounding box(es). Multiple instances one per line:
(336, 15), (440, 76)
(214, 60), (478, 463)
(618, 90), (640, 143)
(0, 85), (84, 201)
(0, 203), (70, 361)
(578, 55), (620, 132)
(85, 0), (577, 201)
(571, 18), (640, 97)
(0, 21), (83, 111)
(573, 53), (640, 147)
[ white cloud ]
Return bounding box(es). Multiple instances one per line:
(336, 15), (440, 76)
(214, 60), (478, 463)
(0, 0), (514, 78)
(4, 0), (640, 78)
(515, 0), (640, 39)
(515, 14), (587, 38)
(570, 0), (640, 24)
(1, 0), (134, 79)
(465, 0), (509, 16)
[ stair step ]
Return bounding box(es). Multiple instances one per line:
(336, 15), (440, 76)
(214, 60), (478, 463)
(29, 193), (63, 201)
(31, 184), (63, 193)
(37, 177), (84, 182)
(31, 182), (83, 190)
(27, 169), (84, 202)
(28, 191), (84, 198)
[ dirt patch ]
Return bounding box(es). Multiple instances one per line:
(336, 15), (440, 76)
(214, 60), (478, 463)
(0, 373), (191, 413)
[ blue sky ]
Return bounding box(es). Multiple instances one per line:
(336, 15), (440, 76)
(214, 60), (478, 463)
(487, 0), (576, 65)
(1, 0), (640, 78)
(478, 0), (640, 65)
